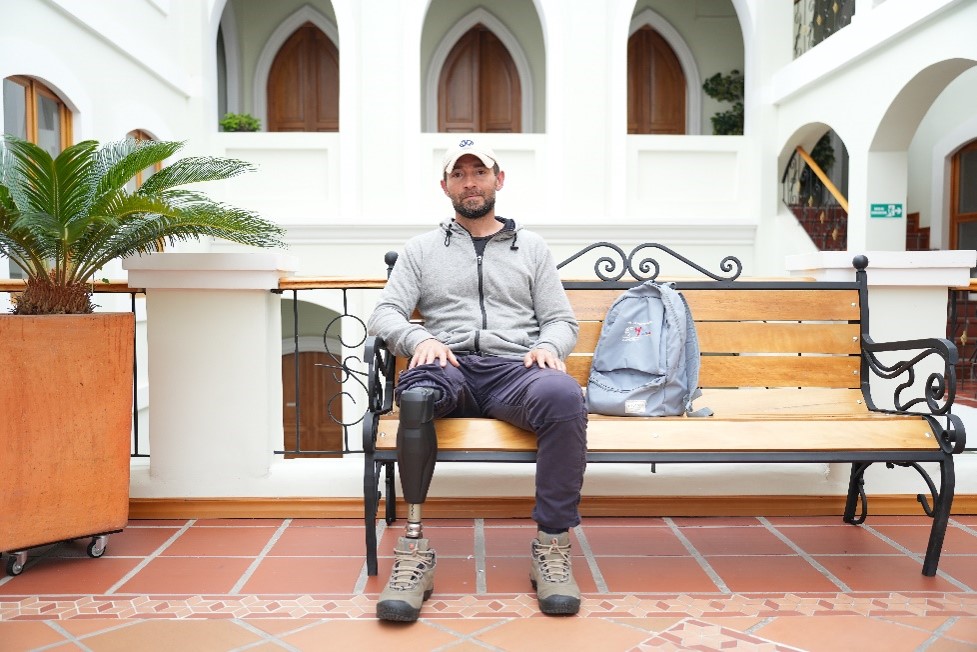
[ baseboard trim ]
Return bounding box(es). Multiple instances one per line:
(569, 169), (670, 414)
(128, 494), (977, 520)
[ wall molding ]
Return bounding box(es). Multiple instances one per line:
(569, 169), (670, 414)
(129, 494), (977, 520)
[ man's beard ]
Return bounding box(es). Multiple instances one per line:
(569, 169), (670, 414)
(453, 195), (495, 219)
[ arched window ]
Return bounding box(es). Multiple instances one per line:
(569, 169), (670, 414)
(438, 25), (521, 133)
(950, 139), (977, 250)
(627, 26), (686, 134)
(3, 76), (71, 155)
(266, 22), (339, 132)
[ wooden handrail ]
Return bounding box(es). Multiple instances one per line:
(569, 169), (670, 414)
(0, 277), (389, 293)
(795, 146), (849, 213)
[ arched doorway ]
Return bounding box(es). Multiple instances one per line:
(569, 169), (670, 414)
(438, 25), (521, 133)
(266, 22), (339, 132)
(627, 25), (686, 134)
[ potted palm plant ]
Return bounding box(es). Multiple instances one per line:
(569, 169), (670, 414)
(0, 136), (285, 575)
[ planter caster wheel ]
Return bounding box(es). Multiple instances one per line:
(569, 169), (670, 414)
(5, 551), (28, 576)
(87, 536), (108, 559)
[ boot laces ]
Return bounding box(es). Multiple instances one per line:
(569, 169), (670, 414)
(387, 544), (435, 591)
(533, 538), (572, 584)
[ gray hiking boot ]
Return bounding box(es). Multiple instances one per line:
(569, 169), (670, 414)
(530, 531), (581, 615)
(376, 537), (436, 622)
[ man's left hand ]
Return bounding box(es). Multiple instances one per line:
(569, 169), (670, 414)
(524, 348), (566, 372)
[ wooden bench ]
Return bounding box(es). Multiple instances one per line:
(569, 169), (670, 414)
(361, 243), (966, 578)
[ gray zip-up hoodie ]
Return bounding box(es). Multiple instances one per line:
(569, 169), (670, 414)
(367, 218), (578, 360)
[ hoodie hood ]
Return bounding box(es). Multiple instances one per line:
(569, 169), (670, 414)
(440, 217), (520, 249)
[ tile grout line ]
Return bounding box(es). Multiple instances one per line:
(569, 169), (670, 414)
(104, 519), (196, 595)
(353, 519), (386, 595)
(427, 617), (511, 651)
(949, 517), (977, 537)
(758, 516), (852, 592)
(35, 620), (94, 652)
(664, 517), (731, 595)
(915, 615), (959, 651)
(860, 523), (975, 592)
(474, 518), (487, 594)
(229, 518), (292, 595)
(573, 524), (608, 594)
(230, 619), (303, 652)
(38, 620), (146, 652)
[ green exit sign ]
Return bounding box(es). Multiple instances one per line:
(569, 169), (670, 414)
(870, 203), (903, 218)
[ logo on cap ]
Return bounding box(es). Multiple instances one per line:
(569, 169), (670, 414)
(459, 139), (474, 147)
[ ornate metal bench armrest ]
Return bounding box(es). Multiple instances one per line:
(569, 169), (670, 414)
(362, 335), (396, 453)
(861, 335), (966, 454)
(861, 335), (958, 415)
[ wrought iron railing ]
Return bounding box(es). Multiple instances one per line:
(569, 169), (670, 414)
(794, 0), (856, 58)
(273, 278), (385, 458)
(781, 145), (848, 251)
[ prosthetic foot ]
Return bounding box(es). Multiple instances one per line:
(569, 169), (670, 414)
(377, 387), (439, 622)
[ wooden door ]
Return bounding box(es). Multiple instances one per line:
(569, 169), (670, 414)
(438, 25), (521, 133)
(950, 139), (977, 253)
(627, 26), (685, 134)
(267, 22), (339, 132)
(282, 351), (343, 458)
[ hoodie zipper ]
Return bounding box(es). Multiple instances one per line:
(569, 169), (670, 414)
(475, 253), (487, 353)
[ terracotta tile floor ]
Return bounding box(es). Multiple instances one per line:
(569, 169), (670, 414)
(2, 515), (977, 651)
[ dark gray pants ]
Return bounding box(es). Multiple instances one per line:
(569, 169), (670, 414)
(396, 355), (588, 531)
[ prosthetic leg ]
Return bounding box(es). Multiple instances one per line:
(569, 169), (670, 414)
(376, 387), (439, 622)
(397, 387), (439, 539)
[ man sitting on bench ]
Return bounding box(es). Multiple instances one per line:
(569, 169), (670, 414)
(366, 138), (588, 622)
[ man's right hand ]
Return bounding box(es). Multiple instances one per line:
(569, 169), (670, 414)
(410, 338), (459, 369)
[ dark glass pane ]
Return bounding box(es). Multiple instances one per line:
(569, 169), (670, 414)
(3, 78), (27, 138)
(958, 148), (977, 214)
(36, 93), (61, 157)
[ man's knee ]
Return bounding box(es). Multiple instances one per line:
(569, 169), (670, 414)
(526, 373), (586, 422)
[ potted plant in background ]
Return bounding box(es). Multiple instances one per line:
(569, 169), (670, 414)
(0, 136), (285, 575)
(219, 112), (261, 132)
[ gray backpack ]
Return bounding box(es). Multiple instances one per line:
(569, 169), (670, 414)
(586, 281), (712, 417)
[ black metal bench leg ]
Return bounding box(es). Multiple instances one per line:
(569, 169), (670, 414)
(363, 452), (380, 576)
(843, 462), (871, 525)
(922, 457), (955, 577)
(384, 461), (397, 524)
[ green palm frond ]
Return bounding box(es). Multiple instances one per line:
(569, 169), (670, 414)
(138, 156), (255, 194)
(0, 135), (287, 314)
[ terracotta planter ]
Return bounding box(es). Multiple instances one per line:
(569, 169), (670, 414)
(0, 312), (134, 552)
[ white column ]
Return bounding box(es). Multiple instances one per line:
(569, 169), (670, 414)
(124, 252), (296, 495)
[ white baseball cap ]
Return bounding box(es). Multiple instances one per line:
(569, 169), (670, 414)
(442, 138), (499, 174)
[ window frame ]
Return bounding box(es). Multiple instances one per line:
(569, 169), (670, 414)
(4, 75), (72, 150)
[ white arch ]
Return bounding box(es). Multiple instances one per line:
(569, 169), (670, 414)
(628, 8), (703, 136)
(424, 7), (534, 133)
(252, 5), (340, 130)
(218, 2), (241, 116)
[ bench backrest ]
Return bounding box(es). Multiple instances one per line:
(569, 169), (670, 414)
(566, 282), (864, 390)
(385, 245), (869, 392)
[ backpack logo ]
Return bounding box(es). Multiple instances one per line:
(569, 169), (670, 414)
(586, 281), (711, 418)
(622, 321), (654, 341)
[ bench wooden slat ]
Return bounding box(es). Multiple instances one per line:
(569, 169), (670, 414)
(575, 322), (861, 354)
(565, 355), (860, 388)
(382, 388), (870, 418)
(375, 415), (936, 453)
(568, 289), (861, 321)
(695, 388), (868, 415)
